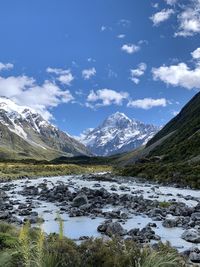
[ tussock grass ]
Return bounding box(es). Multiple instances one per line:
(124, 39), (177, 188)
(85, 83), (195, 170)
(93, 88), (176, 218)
(0, 222), (186, 267)
(0, 163), (112, 181)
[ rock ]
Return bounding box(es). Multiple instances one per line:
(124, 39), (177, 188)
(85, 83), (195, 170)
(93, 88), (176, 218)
(0, 211), (9, 219)
(162, 215), (179, 228)
(18, 203), (27, 209)
(189, 252), (200, 263)
(19, 209), (31, 216)
(181, 229), (200, 243)
(146, 222), (157, 228)
(72, 193), (88, 207)
(191, 212), (200, 221)
(97, 221), (126, 237)
(79, 236), (90, 240)
(128, 228), (140, 236)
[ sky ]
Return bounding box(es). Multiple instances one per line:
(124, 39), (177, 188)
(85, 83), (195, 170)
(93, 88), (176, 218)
(0, 0), (200, 136)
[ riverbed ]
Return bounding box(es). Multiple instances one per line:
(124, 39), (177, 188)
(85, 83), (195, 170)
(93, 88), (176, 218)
(0, 173), (200, 253)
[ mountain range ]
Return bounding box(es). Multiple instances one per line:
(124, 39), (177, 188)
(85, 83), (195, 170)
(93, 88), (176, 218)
(79, 112), (159, 156)
(0, 97), (90, 160)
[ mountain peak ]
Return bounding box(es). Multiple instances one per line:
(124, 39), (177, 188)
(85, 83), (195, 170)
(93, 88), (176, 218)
(107, 112), (131, 121)
(102, 112), (132, 128)
(79, 112), (159, 156)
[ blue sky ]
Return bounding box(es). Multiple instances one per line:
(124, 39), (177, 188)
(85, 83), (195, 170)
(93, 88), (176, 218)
(0, 0), (200, 135)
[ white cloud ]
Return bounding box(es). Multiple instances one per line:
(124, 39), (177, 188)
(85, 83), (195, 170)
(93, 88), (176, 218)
(175, 0), (200, 37)
(0, 74), (74, 120)
(87, 89), (129, 107)
(152, 62), (200, 90)
(118, 19), (131, 27)
(0, 62), (14, 72)
(171, 110), (179, 116)
(152, 3), (159, 9)
(82, 67), (96, 80)
(130, 63), (147, 84)
(87, 58), (96, 63)
(46, 67), (74, 85)
(117, 34), (126, 39)
(100, 26), (112, 32)
(191, 47), (200, 59)
(101, 26), (107, 32)
(121, 44), (140, 54)
(165, 0), (177, 5)
(128, 98), (167, 109)
(150, 9), (174, 26)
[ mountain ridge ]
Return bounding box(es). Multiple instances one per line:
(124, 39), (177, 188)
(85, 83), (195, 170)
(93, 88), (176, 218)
(0, 97), (90, 160)
(78, 112), (159, 156)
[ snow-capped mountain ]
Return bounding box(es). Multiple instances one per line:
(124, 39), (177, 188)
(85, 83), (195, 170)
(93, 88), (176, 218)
(79, 112), (160, 156)
(0, 97), (90, 159)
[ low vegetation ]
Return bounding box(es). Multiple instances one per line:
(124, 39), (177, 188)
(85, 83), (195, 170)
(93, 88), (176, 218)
(0, 162), (112, 182)
(116, 161), (200, 189)
(0, 221), (186, 267)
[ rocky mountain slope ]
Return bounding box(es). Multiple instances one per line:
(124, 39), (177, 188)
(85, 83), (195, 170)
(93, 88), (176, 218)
(0, 97), (90, 160)
(79, 112), (159, 156)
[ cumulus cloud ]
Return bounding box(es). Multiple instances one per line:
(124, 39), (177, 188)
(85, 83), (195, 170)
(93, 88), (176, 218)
(0, 62), (14, 72)
(128, 98), (167, 109)
(121, 44), (140, 54)
(191, 47), (200, 59)
(46, 67), (74, 85)
(87, 89), (129, 107)
(82, 67), (96, 80)
(175, 0), (200, 37)
(0, 73), (74, 120)
(152, 49), (200, 90)
(150, 9), (174, 26)
(130, 63), (147, 84)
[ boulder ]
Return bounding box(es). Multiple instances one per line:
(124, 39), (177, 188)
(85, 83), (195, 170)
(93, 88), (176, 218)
(162, 215), (179, 228)
(72, 193), (88, 207)
(191, 212), (200, 221)
(97, 221), (126, 237)
(181, 229), (200, 243)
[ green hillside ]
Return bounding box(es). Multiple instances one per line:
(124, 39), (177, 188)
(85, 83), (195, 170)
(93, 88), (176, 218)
(117, 92), (200, 188)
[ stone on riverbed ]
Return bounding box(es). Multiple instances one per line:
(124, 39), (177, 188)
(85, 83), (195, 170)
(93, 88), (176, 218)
(97, 221), (127, 237)
(181, 229), (200, 243)
(189, 247), (200, 264)
(162, 214), (179, 228)
(191, 212), (200, 221)
(72, 193), (88, 207)
(0, 211), (9, 219)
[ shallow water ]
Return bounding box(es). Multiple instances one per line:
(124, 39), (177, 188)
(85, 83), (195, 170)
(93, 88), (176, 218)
(1, 174), (200, 251)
